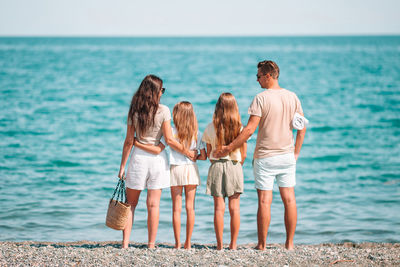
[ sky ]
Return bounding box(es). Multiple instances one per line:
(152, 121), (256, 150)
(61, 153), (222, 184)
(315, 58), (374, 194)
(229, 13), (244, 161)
(0, 0), (399, 36)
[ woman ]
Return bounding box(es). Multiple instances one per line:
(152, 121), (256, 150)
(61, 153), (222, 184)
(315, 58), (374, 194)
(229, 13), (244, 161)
(117, 75), (195, 249)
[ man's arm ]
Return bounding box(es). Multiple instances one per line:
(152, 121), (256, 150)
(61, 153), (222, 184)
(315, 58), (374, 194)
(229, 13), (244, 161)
(294, 127), (306, 161)
(214, 115), (260, 158)
(240, 142), (247, 166)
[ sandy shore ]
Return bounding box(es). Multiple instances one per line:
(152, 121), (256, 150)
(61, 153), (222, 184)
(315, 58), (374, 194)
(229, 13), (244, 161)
(1, 241), (399, 266)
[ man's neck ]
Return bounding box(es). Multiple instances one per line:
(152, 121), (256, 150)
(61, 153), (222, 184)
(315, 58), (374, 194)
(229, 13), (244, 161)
(265, 80), (281, 90)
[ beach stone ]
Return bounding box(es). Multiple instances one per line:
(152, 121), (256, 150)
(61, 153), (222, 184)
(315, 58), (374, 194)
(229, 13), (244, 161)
(1, 242), (400, 266)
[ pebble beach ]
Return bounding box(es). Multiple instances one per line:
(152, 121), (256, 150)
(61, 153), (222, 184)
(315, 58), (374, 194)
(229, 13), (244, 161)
(1, 241), (399, 266)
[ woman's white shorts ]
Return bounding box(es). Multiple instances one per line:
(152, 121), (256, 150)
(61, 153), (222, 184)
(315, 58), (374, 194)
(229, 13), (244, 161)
(126, 147), (170, 190)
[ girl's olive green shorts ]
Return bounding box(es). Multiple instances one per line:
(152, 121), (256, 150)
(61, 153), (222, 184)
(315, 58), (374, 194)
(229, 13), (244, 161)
(206, 160), (244, 198)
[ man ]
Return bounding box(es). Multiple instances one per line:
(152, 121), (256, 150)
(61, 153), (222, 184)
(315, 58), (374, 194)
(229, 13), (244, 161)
(215, 60), (306, 250)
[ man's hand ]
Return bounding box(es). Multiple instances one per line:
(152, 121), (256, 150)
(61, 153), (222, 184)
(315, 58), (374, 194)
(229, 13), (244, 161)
(213, 115), (259, 159)
(213, 145), (230, 158)
(294, 153), (299, 161)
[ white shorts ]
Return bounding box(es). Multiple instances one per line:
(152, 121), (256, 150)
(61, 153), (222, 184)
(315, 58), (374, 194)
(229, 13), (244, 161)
(126, 147), (170, 190)
(253, 153), (296, 190)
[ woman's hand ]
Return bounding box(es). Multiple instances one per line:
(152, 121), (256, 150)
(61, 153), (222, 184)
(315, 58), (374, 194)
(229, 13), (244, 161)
(118, 168), (125, 179)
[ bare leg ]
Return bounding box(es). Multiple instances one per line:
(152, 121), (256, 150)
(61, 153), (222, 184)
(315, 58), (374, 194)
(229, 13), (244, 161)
(146, 189), (162, 248)
(213, 196), (225, 250)
(122, 188), (141, 248)
(279, 187), (297, 250)
(255, 189), (273, 250)
(184, 185), (197, 249)
(170, 186), (183, 249)
(228, 193), (241, 250)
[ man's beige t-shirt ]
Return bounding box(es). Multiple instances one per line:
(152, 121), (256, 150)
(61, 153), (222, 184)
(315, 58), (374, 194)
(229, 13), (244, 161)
(128, 104), (171, 145)
(202, 123), (242, 162)
(248, 89), (303, 159)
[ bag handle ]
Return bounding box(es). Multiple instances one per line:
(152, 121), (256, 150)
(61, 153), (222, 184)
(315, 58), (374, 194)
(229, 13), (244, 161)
(111, 178), (127, 204)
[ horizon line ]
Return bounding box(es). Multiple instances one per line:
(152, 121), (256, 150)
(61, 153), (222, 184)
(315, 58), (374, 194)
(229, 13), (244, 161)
(1, 33), (399, 38)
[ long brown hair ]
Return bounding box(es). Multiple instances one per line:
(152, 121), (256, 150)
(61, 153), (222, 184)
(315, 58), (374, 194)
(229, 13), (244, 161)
(173, 101), (198, 149)
(128, 75), (163, 137)
(213, 93), (242, 148)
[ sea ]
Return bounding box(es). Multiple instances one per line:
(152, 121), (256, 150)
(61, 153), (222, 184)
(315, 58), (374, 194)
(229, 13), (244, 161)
(1, 36), (399, 244)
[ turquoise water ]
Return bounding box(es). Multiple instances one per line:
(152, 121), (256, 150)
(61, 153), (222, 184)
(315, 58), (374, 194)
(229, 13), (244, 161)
(1, 37), (399, 244)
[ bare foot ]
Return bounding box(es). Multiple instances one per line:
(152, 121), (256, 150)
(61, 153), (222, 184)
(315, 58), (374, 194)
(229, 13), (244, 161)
(174, 243), (181, 249)
(255, 243), (265, 250)
(216, 244), (224, 250)
(148, 243), (156, 249)
(229, 243), (237, 250)
(184, 241), (191, 249)
(285, 242), (294, 250)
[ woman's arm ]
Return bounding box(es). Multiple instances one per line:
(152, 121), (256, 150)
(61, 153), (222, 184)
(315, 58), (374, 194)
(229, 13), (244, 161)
(197, 148), (207, 160)
(118, 123), (135, 179)
(133, 138), (165, 155)
(162, 120), (197, 161)
(240, 142), (247, 166)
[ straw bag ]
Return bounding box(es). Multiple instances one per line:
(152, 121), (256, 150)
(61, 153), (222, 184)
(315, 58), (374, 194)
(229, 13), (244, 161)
(105, 178), (131, 230)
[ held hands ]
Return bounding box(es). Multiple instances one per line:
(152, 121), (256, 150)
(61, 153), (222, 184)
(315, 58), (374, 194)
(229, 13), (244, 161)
(185, 149), (198, 162)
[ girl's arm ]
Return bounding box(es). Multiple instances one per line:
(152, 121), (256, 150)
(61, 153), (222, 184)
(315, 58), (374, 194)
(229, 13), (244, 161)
(118, 123), (135, 179)
(240, 142), (247, 166)
(133, 138), (165, 155)
(162, 120), (197, 161)
(197, 148), (207, 160)
(206, 143), (212, 163)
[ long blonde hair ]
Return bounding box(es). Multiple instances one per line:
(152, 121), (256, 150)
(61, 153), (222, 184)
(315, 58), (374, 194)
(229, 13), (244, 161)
(213, 93), (242, 148)
(173, 101), (198, 149)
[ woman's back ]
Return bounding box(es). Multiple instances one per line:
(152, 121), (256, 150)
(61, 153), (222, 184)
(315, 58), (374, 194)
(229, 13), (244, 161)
(129, 104), (171, 146)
